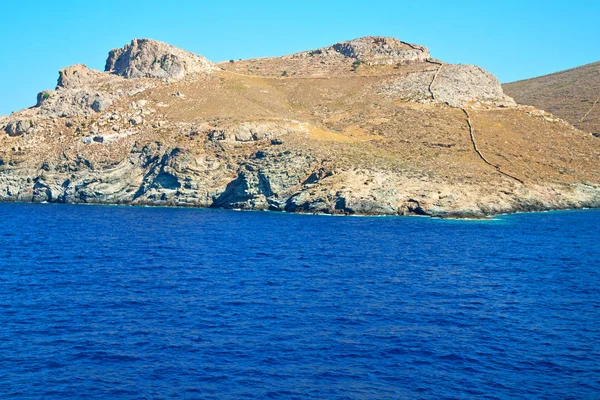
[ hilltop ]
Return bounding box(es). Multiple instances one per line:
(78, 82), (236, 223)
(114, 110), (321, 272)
(0, 37), (598, 217)
(503, 61), (600, 135)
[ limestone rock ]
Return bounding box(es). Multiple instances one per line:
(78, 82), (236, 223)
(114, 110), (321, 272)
(5, 119), (34, 136)
(31, 64), (124, 117)
(213, 150), (315, 210)
(1, 35), (599, 218)
(291, 36), (429, 66)
(331, 36), (429, 65)
(433, 64), (516, 107)
(36, 90), (115, 118)
(91, 96), (113, 112)
(379, 69), (433, 102)
(105, 39), (216, 81)
(208, 122), (304, 142)
(381, 64), (516, 108)
(57, 64), (105, 89)
(129, 115), (143, 126)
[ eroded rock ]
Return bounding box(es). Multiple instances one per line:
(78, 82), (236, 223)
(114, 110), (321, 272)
(209, 122), (305, 143)
(290, 36), (430, 67)
(57, 64), (106, 89)
(434, 64), (516, 107)
(5, 119), (34, 136)
(331, 36), (429, 65)
(380, 63), (516, 107)
(36, 90), (115, 117)
(105, 38), (216, 81)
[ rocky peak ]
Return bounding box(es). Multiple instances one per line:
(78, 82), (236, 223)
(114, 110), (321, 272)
(104, 38), (216, 81)
(57, 64), (105, 89)
(331, 36), (430, 65)
(284, 36), (430, 68)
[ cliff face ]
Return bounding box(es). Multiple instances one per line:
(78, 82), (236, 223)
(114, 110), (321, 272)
(0, 37), (599, 217)
(105, 38), (216, 81)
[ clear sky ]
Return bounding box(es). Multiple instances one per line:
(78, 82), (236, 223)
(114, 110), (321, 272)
(1, 0), (598, 116)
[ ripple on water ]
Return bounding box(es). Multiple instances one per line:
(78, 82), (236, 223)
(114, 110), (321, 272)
(0, 204), (599, 399)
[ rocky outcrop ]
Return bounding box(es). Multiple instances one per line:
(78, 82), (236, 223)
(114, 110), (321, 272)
(330, 36), (429, 65)
(1, 140), (598, 217)
(4, 119), (34, 136)
(31, 64), (128, 118)
(36, 89), (115, 118)
(1, 36), (598, 218)
(381, 63), (516, 107)
(105, 39), (216, 81)
(57, 64), (106, 89)
(434, 64), (516, 107)
(289, 36), (429, 66)
(208, 121), (305, 143)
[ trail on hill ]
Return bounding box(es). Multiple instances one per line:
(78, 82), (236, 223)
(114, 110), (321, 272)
(461, 108), (524, 184)
(427, 60), (444, 100)
(426, 60), (523, 184)
(579, 95), (599, 124)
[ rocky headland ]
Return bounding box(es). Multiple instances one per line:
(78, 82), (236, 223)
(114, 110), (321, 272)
(1, 37), (599, 217)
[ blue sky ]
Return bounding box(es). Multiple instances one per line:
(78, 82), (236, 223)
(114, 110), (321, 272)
(1, 0), (598, 116)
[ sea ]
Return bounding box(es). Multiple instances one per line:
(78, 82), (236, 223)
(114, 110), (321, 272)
(0, 203), (598, 399)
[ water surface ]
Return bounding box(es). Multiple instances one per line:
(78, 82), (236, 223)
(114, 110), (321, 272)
(0, 204), (599, 399)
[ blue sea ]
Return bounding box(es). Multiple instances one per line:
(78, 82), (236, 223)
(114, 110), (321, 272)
(0, 203), (599, 399)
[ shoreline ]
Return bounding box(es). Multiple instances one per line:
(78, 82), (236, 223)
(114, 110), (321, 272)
(2, 198), (598, 220)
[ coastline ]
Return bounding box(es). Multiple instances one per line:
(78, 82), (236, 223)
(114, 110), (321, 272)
(2, 196), (599, 220)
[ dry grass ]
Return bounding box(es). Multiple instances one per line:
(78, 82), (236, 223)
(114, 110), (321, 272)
(3, 54), (599, 194)
(503, 61), (600, 134)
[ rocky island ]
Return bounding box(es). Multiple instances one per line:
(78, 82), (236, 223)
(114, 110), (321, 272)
(1, 37), (599, 217)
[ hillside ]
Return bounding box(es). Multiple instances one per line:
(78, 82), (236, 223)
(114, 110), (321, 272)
(503, 61), (600, 135)
(0, 37), (599, 218)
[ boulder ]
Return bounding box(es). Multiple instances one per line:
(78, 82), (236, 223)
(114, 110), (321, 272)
(105, 39), (216, 81)
(5, 119), (33, 136)
(129, 115), (143, 126)
(91, 96), (112, 112)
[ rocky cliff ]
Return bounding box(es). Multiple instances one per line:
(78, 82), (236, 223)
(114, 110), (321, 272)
(0, 36), (598, 217)
(105, 38), (216, 81)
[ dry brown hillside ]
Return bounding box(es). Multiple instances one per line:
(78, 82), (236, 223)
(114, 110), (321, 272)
(503, 61), (600, 135)
(0, 37), (598, 217)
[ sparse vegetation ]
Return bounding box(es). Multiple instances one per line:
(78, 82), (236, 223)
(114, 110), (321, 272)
(504, 61), (600, 134)
(3, 37), (600, 217)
